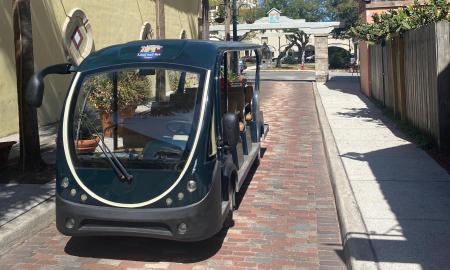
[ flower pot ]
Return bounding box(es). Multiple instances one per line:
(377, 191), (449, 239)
(101, 106), (136, 137)
(245, 18), (255, 24)
(0, 141), (16, 169)
(75, 136), (100, 154)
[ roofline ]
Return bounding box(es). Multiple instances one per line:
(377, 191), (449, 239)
(77, 40), (262, 72)
(267, 8), (282, 14)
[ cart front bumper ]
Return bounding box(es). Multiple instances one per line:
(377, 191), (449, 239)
(56, 178), (224, 242)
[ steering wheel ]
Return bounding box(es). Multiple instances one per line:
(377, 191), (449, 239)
(166, 120), (192, 135)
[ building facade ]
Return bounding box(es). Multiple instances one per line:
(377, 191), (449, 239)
(0, 0), (202, 138)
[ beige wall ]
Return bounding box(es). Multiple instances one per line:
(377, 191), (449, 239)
(165, 0), (200, 39)
(0, 3), (19, 138)
(0, 0), (200, 138)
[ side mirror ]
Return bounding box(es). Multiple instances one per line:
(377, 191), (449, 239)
(222, 112), (240, 147)
(26, 63), (73, 107)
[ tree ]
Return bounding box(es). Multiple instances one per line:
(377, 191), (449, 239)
(12, 0), (45, 172)
(275, 29), (310, 67)
(155, 0), (166, 102)
(200, 0), (210, 39)
(290, 30), (310, 64)
(275, 42), (295, 67)
(329, 0), (359, 38)
(209, 0), (222, 7)
(352, 0), (450, 43)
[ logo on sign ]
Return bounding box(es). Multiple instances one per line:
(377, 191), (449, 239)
(138, 45), (162, 59)
(71, 27), (84, 50)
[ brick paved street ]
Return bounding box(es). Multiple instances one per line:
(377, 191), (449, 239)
(0, 82), (345, 270)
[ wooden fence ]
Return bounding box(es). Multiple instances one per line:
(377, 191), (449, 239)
(369, 21), (450, 149)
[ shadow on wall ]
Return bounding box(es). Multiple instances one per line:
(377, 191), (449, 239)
(166, 0), (199, 39)
(0, 4), (20, 137)
(31, 0), (72, 126)
(0, 6), (16, 79)
(325, 75), (450, 269)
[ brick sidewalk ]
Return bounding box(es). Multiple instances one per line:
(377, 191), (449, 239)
(0, 82), (345, 270)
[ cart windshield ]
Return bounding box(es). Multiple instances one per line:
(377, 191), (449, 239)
(71, 67), (204, 170)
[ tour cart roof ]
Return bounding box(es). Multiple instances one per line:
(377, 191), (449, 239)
(78, 40), (262, 72)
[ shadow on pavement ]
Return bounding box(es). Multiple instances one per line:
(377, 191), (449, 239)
(65, 230), (227, 263)
(324, 74), (450, 269)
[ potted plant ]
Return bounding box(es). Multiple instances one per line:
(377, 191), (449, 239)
(214, 5), (226, 23)
(75, 125), (100, 154)
(86, 72), (152, 136)
(0, 141), (16, 169)
(74, 109), (100, 154)
(220, 69), (242, 89)
(244, 12), (256, 24)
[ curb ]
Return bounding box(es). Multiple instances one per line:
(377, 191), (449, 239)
(0, 196), (55, 256)
(312, 82), (379, 270)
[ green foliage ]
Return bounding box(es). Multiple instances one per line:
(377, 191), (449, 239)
(329, 0), (359, 38)
(239, 8), (257, 23)
(328, 47), (351, 69)
(281, 55), (297, 64)
(352, 0), (450, 43)
(168, 72), (199, 91)
(209, 0), (222, 8)
(221, 69), (240, 82)
(86, 72), (152, 113)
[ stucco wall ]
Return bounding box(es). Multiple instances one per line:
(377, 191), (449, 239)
(0, 0), (200, 138)
(0, 3), (19, 138)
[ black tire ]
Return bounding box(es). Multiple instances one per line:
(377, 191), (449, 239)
(223, 182), (236, 228)
(229, 177), (236, 210)
(223, 208), (234, 228)
(259, 111), (265, 138)
(223, 177), (236, 228)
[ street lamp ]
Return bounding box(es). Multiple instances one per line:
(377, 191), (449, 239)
(232, 0), (237, 42)
(213, 0), (243, 73)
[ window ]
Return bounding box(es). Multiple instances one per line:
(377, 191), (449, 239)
(180, 30), (187, 40)
(72, 68), (203, 169)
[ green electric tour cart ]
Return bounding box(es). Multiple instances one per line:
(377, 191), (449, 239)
(27, 40), (269, 241)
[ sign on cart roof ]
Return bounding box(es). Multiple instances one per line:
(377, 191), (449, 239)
(77, 40), (261, 71)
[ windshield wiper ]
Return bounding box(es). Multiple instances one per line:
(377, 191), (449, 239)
(80, 115), (133, 183)
(154, 148), (183, 160)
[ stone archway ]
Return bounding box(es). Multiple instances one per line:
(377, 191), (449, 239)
(314, 35), (329, 82)
(209, 12), (342, 82)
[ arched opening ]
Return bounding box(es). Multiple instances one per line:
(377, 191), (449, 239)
(328, 46), (351, 69)
(305, 44), (315, 63)
(140, 22), (153, 40)
(179, 29), (187, 39)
